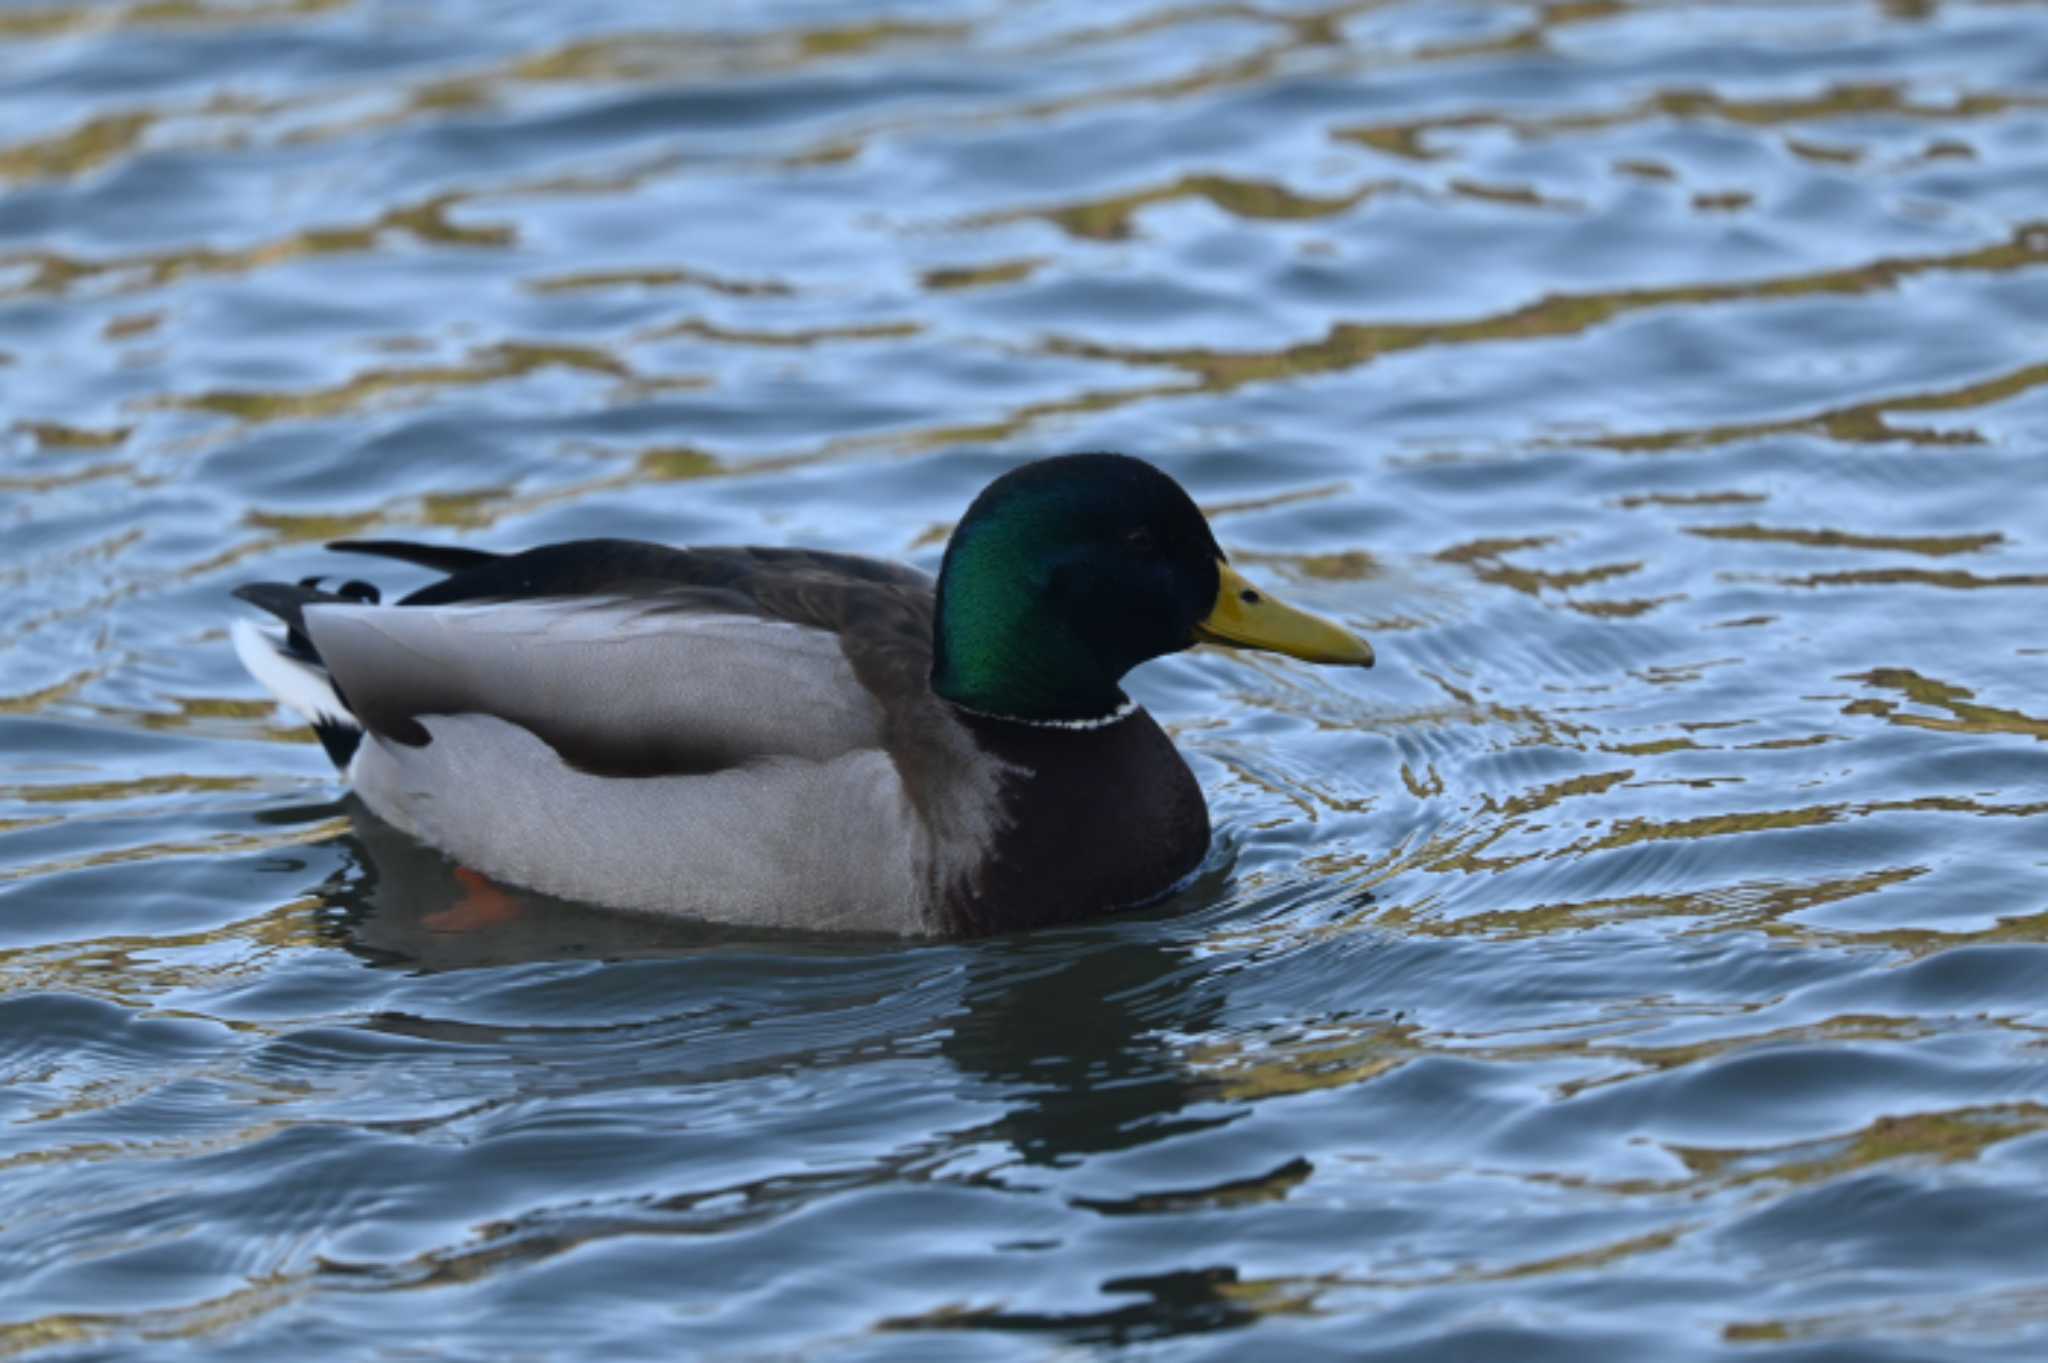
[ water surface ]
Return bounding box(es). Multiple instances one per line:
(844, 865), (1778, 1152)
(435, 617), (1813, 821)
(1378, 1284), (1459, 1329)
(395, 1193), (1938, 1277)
(4, 1), (2048, 1358)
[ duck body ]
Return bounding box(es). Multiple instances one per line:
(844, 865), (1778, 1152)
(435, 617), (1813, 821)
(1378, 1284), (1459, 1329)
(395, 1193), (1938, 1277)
(233, 454), (1370, 936)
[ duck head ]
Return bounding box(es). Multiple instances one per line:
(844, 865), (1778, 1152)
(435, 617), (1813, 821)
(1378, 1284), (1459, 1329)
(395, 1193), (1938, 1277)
(931, 452), (1373, 725)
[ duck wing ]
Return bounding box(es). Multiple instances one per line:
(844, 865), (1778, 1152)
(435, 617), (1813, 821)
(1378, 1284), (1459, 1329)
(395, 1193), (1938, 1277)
(306, 538), (939, 779)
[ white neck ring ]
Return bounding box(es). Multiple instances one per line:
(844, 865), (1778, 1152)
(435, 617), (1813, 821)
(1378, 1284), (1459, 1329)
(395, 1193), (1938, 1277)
(952, 696), (1140, 731)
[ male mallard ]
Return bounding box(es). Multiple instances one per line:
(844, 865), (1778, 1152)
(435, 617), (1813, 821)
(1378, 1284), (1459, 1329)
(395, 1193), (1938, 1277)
(232, 453), (1373, 936)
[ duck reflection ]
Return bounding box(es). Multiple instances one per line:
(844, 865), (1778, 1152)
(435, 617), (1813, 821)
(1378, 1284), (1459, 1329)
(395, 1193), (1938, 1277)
(265, 800), (1271, 1345)
(283, 797), (1231, 1162)
(938, 875), (1238, 1165)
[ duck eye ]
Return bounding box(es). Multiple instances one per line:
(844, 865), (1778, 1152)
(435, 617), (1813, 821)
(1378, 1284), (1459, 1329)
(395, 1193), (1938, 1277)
(1124, 526), (1158, 554)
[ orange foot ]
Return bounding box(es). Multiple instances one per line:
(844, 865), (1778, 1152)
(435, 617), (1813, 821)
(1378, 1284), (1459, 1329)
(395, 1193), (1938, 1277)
(423, 865), (524, 933)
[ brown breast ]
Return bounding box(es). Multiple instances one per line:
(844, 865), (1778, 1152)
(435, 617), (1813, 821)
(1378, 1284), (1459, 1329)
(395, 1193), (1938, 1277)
(941, 707), (1210, 936)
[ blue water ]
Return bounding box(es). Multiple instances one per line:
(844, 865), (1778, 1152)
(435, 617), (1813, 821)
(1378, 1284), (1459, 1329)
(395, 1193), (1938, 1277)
(5, 0), (2048, 1357)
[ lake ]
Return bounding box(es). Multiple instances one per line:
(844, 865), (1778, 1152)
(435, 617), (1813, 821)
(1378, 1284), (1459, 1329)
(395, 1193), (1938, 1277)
(4, 0), (2048, 1358)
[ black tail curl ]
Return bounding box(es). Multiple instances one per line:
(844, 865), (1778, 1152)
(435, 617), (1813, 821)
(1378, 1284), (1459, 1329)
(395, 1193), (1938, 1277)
(231, 579), (378, 768)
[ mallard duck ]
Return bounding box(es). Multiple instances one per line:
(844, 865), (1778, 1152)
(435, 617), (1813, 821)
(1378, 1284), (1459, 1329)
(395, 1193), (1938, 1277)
(232, 452), (1373, 936)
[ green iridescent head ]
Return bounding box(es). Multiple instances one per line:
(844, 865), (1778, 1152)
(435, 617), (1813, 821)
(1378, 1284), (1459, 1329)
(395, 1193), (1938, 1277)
(930, 453), (1372, 723)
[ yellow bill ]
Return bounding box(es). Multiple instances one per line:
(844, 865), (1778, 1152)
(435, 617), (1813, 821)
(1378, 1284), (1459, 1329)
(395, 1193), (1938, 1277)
(1193, 561), (1374, 667)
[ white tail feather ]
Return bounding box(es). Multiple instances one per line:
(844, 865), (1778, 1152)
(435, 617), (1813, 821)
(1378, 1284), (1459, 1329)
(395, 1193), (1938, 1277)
(231, 618), (354, 728)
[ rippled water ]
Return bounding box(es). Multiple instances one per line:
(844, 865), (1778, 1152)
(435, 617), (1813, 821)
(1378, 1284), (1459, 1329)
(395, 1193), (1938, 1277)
(5, 0), (2048, 1357)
